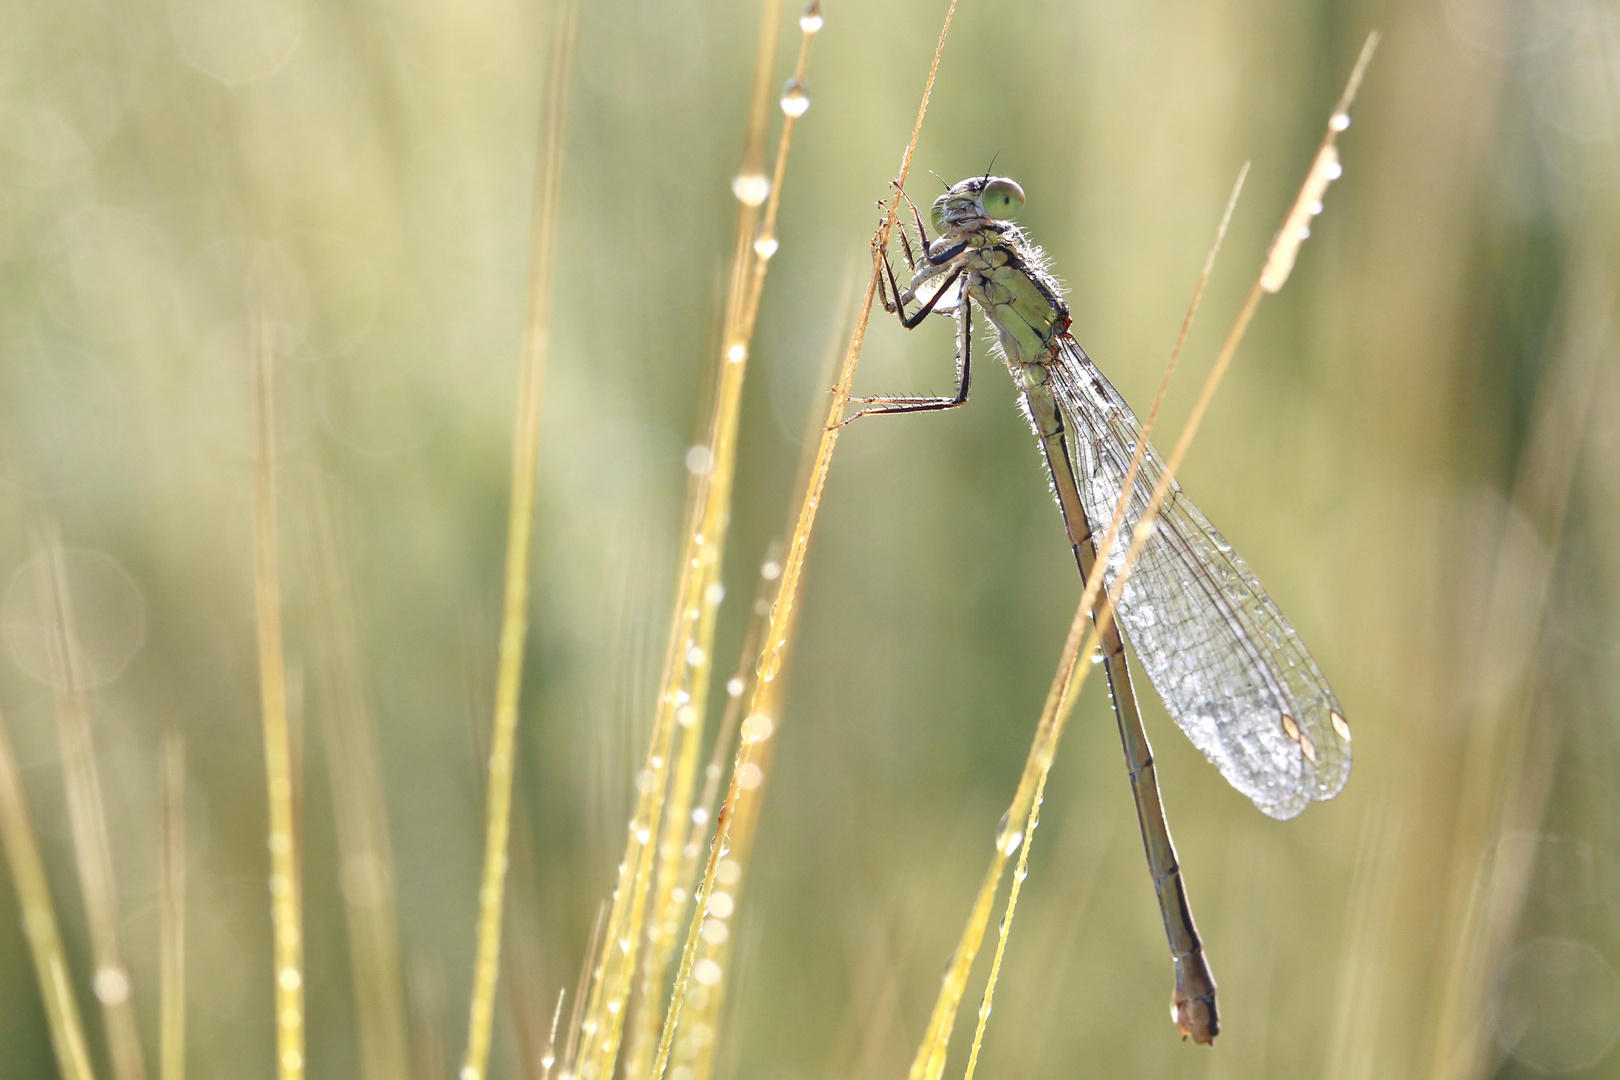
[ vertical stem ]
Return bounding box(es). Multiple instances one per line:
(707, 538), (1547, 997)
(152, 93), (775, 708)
(0, 706), (97, 1080)
(461, 0), (579, 1075)
(161, 733), (187, 1080)
(252, 315), (304, 1080)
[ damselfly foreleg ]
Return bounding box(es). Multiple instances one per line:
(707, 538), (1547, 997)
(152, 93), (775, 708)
(839, 294), (974, 427)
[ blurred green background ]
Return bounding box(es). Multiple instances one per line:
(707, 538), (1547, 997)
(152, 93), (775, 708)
(1, 0), (1618, 1077)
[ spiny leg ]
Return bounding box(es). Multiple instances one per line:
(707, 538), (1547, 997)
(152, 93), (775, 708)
(837, 298), (974, 428)
(880, 250), (963, 330)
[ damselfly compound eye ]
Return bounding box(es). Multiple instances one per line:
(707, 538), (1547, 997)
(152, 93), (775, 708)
(980, 178), (1025, 220)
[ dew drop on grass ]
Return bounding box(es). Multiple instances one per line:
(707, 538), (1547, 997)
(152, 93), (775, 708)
(780, 78), (810, 118)
(685, 444), (713, 475)
(799, 1), (823, 33)
(754, 235), (779, 259)
(94, 966), (129, 1004)
(731, 173), (769, 206)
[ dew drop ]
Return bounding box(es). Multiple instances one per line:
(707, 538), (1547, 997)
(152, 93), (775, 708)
(753, 235), (779, 259)
(685, 444), (714, 475)
(706, 890), (735, 918)
(731, 173), (770, 206)
(799, 1), (823, 33)
(736, 762), (764, 789)
(1324, 160), (1343, 180)
(94, 966), (130, 1004)
(1331, 112), (1351, 131)
(741, 714), (774, 743)
(1309, 200), (1324, 215)
(780, 78), (810, 118)
(727, 343), (747, 363)
(686, 646), (706, 667)
(706, 583), (725, 606)
(761, 560), (782, 580)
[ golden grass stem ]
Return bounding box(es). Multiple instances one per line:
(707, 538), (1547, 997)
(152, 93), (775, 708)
(910, 39), (1377, 1075)
(542, 989), (565, 1080)
(577, 3), (824, 1077)
(1425, 247), (1614, 1080)
(623, 16), (824, 1061)
(666, 272), (855, 1080)
(460, 0), (579, 1075)
(647, 7), (959, 1080)
(302, 483), (410, 1080)
(35, 529), (147, 1080)
(161, 732), (186, 1080)
(408, 959), (449, 1080)
(0, 705), (96, 1080)
(251, 315), (305, 1080)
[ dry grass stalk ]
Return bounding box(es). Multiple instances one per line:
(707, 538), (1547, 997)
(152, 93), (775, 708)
(662, 556), (795, 1080)
(1425, 248), (1614, 1080)
(408, 959), (450, 1080)
(908, 37), (1379, 1078)
(504, 785), (555, 1079)
(952, 163), (1249, 1080)
(646, 5), (961, 1078)
(663, 272), (856, 1080)
(460, 0), (580, 1074)
(1323, 812), (1404, 1080)
(0, 705), (96, 1080)
(251, 314), (305, 1080)
(621, 8), (821, 1060)
(573, 2), (824, 1077)
(33, 527), (146, 1080)
(300, 481), (410, 1080)
(161, 732), (186, 1080)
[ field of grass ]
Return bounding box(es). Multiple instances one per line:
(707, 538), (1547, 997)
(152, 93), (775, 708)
(1, 0), (1618, 1078)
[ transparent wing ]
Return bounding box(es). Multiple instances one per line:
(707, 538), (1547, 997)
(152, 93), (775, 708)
(1049, 336), (1350, 820)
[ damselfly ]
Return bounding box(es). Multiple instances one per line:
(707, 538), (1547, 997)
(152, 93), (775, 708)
(852, 175), (1352, 1044)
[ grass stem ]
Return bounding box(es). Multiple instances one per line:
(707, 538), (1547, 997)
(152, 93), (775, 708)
(0, 705), (96, 1080)
(460, 0), (579, 1075)
(252, 315), (304, 1080)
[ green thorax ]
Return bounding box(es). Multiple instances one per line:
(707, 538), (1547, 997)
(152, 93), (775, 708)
(958, 225), (1070, 367)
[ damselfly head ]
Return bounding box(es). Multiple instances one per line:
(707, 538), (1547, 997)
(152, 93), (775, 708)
(932, 175), (1026, 234)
